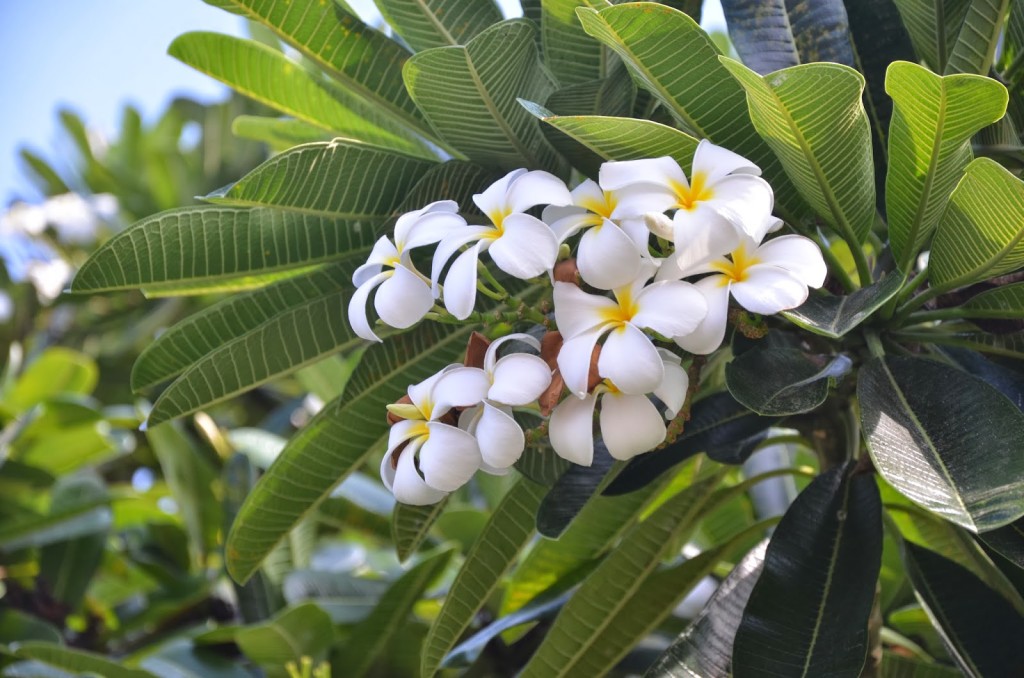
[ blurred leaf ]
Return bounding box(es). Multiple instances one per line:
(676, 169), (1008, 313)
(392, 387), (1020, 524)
(943, 0), (1010, 75)
(295, 351), (364, 403)
(0, 473), (111, 552)
(223, 453), (279, 623)
(393, 499), (448, 563)
(782, 273), (904, 338)
(235, 602), (334, 676)
(421, 478), (546, 678)
(891, 0), (970, 72)
(136, 638), (256, 678)
(282, 570), (389, 624)
(11, 643), (153, 678)
(885, 61), (1008, 271)
(880, 653), (961, 677)
(374, 0), (502, 51)
(957, 282), (1024, 318)
(231, 115), (333, 152)
(979, 518), (1024, 569)
(725, 348), (851, 416)
(859, 355), (1024, 531)
(335, 547), (453, 676)
(732, 463), (883, 677)
(18, 148), (70, 195)
(0, 610), (62, 645)
(3, 349), (98, 415)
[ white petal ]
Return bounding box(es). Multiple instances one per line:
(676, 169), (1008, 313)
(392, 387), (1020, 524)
(475, 401), (525, 468)
(419, 422), (482, 491)
(674, 276), (731, 355)
(549, 393), (598, 466)
(618, 217), (652, 251)
(599, 323), (664, 395)
(612, 186), (678, 220)
(488, 214), (559, 279)
(546, 209), (594, 244)
(557, 326), (608, 397)
(754, 235), (827, 288)
(669, 204), (741, 277)
(347, 271), (390, 342)
(458, 404), (482, 433)
(599, 392), (666, 460)
(654, 350), (688, 418)
(431, 225), (493, 295)
(506, 170), (572, 212)
(577, 219), (644, 290)
(632, 280), (708, 338)
(402, 210), (467, 251)
(442, 243), (482, 320)
(474, 169), (526, 216)
(692, 139), (761, 182)
(431, 366), (490, 416)
(374, 264), (433, 329)
(385, 437), (448, 505)
(705, 175), (775, 243)
(483, 333), (542, 374)
(571, 178), (606, 208)
(600, 156), (687, 191)
(731, 266), (809, 314)
(489, 353), (552, 405)
(408, 367), (455, 412)
(353, 236), (398, 286)
(553, 281), (618, 338)
(387, 419), (425, 457)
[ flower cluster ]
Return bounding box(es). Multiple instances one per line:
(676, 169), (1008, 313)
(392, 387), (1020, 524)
(349, 140), (827, 504)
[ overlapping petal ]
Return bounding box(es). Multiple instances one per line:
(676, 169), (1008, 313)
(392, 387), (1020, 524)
(549, 392), (598, 466)
(382, 438), (447, 506)
(489, 353), (551, 405)
(730, 266), (810, 315)
(754, 234), (828, 287)
(374, 265), (433, 330)
(418, 422), (482, 492)
(348, 271), (391, 342)
(487, 214), (559, 279)
(557, 327), (606, 398)
(553, 282), (619, 338)
(631, 280), (708, 337)
(654, 348), (688, 418)
(674, 276), (732, 355)
(598, 323), (665, 395)
(599, 392), (667, 460)
(474, 402), (526, 469)
(577, 219), (644, 290)
(440, 242), (483, 320)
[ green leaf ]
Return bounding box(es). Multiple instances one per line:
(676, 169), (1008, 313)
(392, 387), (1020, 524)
(536, 444), (615, 538)
(390, 161), (499, 217)
(944, 0), (1010, 75)
(514, 439), (571, 486)
(575, 3), (809, 220)
(373, 0), (502, 51)
(721, 58), (876, 246)
(930, 158), (1024, 291)
(783, 273), (904, 338)
(335, 547), (453, 676)
(136, 639), (257, 678)
(979, 518), (1024, 569)
(958, 282), (1024, 318)
(0, 474), (111, 552)
(720, 0), (854, 75)
(891, 0), (970, 72)
(231, 115), (333, 152)
(421, 477), (546, 678)
(645, 540), (768, 678)
(901, 541), (1024, 676)
(733, 463), (882, 677)
(880, 653), (962, 677)
(223, 454), (279, 623)
(517, 469), (728, 677)
(858, 355), (1024, 531)
(392, 499), (448, 563)
(226, 322), (472, 584)
(403, 19), (564, 170)
(0, 609), (62, 645)
(202, 0), (431, 137)
(11, 643), (154, 678)
(885, 61), (1008, 271)
(542, 0), (612, 86)
(3, 348), (98, 414)
(207, 141), (434, 217)
(725, 347), (852, 416)
(169, 32), (436, 159)
(18, 148), (70, 196)
(235, 602), (334, 675)
(71, 206), (375, 293)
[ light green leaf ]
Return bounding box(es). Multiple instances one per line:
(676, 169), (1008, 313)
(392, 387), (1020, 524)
(138, 267), (322, 299)
(885, 61), (1008, 271)
(392, 499), (448, 563)
(226, 322), (473, 584)
(421, 478), (547, 678)
(542, 0), (612, 85)
(202, 0), (432, 137)
(71, 206), (375, 293)
(235, 602), (334, 676)
(207, 141), (434, 217)
(892, 0), (970, 72)
(721, 58), (876, 246)
(169, 32), (436, 159)
(575, 3), (808, 220)
(403, 19), (564, 170)
(959, 282), (1024, 318)
(373, 0), (502, 52)
(3, 348), (98, 414)
(11, 643), (154, 678)
(930, 157), (1024, 291)
(944, 0), (1010, 75)
(336, 547), (453, 677)
(295, 351), (364, 403)
(231, 115), (333, 152)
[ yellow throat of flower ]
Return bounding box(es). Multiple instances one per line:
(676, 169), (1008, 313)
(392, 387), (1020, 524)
(711, 243), (760, 284)
(599, 286), (640, 326)
(486, 207), (511, 236)
(578, 191), (618, 222)
(671, 171), (713, 211)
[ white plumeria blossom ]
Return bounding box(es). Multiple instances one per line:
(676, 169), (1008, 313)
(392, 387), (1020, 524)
(541, 179), (650, 290)
(549, 349), (689, 465)
(458, 333), (552, 473)
(381, 365), (490, 505)
(432, 169), (572, 319)
(672, 234), (828, 355)
(348, 201), (465, 342)
(553, 264), (707, 397)
(600, 140), (776, 275)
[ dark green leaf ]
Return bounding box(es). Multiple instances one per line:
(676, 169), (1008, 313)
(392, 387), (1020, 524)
(0, 474), (111, 552)
(783, 273), (903, 338)
(11, 643), (154, 678)
(514, 439), (571, 486)
(542, 0), (612, 85)
(223, 453), (279, 623)
(537, 442), (614, 538)
(958, 281), (1024, 319)
(979, 518), (1024, 569)
(392, 499), (448, 563)
(891, 0), (970, 72)
(725, 347), (851, 416)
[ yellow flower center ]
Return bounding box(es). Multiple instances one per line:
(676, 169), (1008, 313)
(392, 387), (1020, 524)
(711, 243), (760, 285)
(671, 172), (713, 211)
(578, 191), (618, 220)
(598, 286), (640, 326)
(407, 421), (430, 438)
(486, 207), (511, 236)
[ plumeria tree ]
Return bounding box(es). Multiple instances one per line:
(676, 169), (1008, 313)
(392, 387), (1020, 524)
(20, 0), (1024, 675)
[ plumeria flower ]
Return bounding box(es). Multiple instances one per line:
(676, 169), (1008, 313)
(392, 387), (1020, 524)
(458, 333), (552, 473)
(541, 179), (650, 290)
(673, 235), (828, 355)
(348, 201), (465, 342)
(553, 264), (706, 397)
(432, 170), (572, 319)
(549, 349), (688, 465)
(600, 141), (775, 273)
(382, 365), (490, 505)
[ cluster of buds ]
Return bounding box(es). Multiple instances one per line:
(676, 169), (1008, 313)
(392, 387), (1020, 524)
(351, 141), (827, 504)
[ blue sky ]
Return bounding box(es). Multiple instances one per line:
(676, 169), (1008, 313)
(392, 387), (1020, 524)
(0, 1), (725, 205)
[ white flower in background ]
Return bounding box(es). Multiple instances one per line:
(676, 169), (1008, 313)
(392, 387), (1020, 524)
(549, 349), (688, 465)
(600, 141), (775, 272)
(458, 333), (552, 473)
(26, 258), (73, 302)
(381, 365), (490, 505)
(348, 201), (465, 342)
(43, 193), (118, 245)
(0, 291), (13, 323)
(432, 169), (572, 319)
(673, 235), (827, 355)
(542, 179), (650, 290)
(553, 265), (706, 397)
